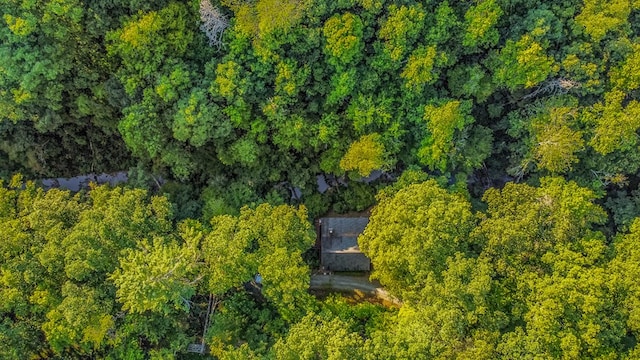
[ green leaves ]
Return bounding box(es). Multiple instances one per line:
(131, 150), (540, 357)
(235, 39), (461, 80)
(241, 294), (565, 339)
(418, 99), (475, 172)
(610, 219), (640, 337)
(508, 98), (585, 174)
(8, 0), (640, 357)
(323, 12), (364, 67)
(0, 181), (192, 356)
(203, 214), (259, 295)
(359, 180), (474, 298)
(42, 282), (115, 353)
(111, 238), (200, 314)
(224, 0), (308, 38)
(476, 177), (606, 277)
(272, 313), (365, 360)
(493, 34), (555, 90)
(400, 45), (439, 90)
(339, 133), (387, 177)
(203, 204), (315, 320)
(0, 0), (133, 176)
(610, 43), (640, 91)
(585, 90), (640, 155)
(462, 0), (502, 49)
(107, 2), (195, 96)
(379, 4), (426, 62)
(361, 176), (631, 358)
(173, 88), (229, 147)
(368, 256), (500, 359)
(511, 254), (620, 358)
(532, 106), (584, 173)
(575, 0), (631, 42)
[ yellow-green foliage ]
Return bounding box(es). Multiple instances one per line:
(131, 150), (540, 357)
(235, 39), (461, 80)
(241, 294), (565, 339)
(379, 4), (426, 61)
(3, 14), (35, 36)
(107, 2), (194, 95)
(118, 11), (162, 49)
(272, 314), (365, 359)
(340, 133), (385, 177)
(401, 45), (438, 89)
(257, 0), (306, 35)
(224, 0), (308, 38)
(419, 100), (474, 171)
(576, 0), (630, 41)
(610, 43), (640, 91)
(462, 0), (502, 48)
(323, 12), (364, 66)
(215, 60), (245, 99)
(561, 53), (602, 90)
(494, 34), (555, 90)
(359, 180), (475, 297)
(532, 107), (584, 173)
(586, 90), (640, 155)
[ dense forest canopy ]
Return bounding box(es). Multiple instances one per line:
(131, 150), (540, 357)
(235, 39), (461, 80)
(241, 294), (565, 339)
(4, 0), (640, 358)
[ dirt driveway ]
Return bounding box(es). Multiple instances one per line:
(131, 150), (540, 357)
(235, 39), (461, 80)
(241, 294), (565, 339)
(310, 274), (401, 306)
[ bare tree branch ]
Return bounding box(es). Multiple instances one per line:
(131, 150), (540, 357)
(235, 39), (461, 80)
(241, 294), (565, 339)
(200, 0), (229, 49)
(523, 78), (581, 100)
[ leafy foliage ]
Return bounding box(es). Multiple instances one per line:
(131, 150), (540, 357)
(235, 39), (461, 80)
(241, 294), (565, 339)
(493, 34), (555, 90)
(340, 133), (386, 177)
(6, 0), (640, 357)
(359, 180), (474, 298)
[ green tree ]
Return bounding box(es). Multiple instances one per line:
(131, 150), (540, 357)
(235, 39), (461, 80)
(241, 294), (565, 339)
(400, 45), (439, 90)
(493, 34), (555, 90)
(610, 219), (640, 346)
(107, 2), (213, 179)
(379, 4), (426, 62)
(499, 238), (623, 359)
(0, 179), (191, 357)
(462, 0), (502, 49)
(418, 99), (475, 172)
(323, 12), (364, 67)
(339, 133), (386, 177)
(0, 0), (131, 176)
(474, 177), (607, 278)
(610, 43), (640, 91)
(173, 88), (230, 148)
(110, 236), (201, 314)
(203, 204), (315, 320)
(584, 90), (640, 155)
(368, 255), (500, 359)
(575, 0), (631, 42)
(508, 98), (585, 174)
(532, 107), (584, 173)
(41, 282), (115, 353)
(272, 313), (365, 360)
(359, 180), (474, 299)
(223, 0), (309, 39)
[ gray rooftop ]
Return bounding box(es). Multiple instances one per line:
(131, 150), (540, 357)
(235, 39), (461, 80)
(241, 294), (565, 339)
(320, 217), (369, 252)
(319, 217), (370, 272)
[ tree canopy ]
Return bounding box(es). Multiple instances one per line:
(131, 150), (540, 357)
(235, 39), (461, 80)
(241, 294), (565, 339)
(5, 0), (640, 358)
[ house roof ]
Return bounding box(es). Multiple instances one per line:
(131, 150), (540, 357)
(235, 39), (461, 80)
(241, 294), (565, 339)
(320, 217), (369, 253)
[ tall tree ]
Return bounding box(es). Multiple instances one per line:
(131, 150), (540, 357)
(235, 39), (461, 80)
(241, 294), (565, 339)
(418, 99), (476, 172)
(202, 204), (315, 321)
(339, 133), (387, 177)
(359, 180), (475, 299)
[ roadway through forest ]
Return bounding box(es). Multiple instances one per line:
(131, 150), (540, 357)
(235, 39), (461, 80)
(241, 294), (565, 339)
(310, 274), (402, 306)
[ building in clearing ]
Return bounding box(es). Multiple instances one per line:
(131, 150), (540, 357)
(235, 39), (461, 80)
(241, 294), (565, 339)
(319, 217), (371, 272)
